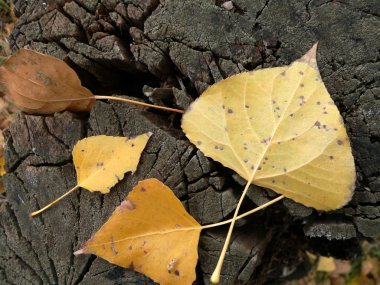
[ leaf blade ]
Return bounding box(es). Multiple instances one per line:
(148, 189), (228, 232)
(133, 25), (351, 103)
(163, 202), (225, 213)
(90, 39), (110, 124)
(73, 133), (151, 193)
(182, 44), (355, 210)
(76, 178), (201, 285)
(0, 48), (95, 114)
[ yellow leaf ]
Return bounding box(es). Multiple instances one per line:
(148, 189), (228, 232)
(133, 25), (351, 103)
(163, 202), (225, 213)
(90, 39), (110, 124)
(75, 178), (201, 285)
(317, 256), (336, 272)
(30, 133), (151, 216)
(0, 156), (5, 176)
(182, 44), (355, 211)
(0, 49), (95, 114)
(73, 134), (151, 193)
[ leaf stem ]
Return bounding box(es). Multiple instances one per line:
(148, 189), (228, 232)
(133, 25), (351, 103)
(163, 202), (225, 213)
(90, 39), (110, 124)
(210, 175), (257, 284)
(94, 95), (184, 113)
(30, 185), (79, 217)
(201, 195), (284, 230)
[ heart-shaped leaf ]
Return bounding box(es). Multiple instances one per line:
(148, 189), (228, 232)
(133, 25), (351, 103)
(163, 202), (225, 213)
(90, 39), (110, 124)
(75, 178), (201, 285)
(182, 44), (355, 211)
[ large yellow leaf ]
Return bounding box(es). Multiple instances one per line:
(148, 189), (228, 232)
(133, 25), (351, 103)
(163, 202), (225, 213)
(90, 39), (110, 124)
(30, 134), (151, 216)
(73, 134), (151, 193)
(75, 178), (201, 285)
(182, 44), (355, 210)
(0, 49), (95, 114)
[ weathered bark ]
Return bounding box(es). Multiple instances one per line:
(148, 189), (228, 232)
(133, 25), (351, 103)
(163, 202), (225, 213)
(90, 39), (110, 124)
(1, 0), (380, 284)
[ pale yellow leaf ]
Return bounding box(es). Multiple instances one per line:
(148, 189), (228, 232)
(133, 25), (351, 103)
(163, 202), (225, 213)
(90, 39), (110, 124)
(317, 256), (336, 272)
(182, 44), (355, 210)
(73, 134), (152, 193)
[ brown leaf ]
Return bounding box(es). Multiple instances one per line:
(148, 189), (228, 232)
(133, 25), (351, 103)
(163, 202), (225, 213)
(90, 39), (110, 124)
(0, 49), (95, 114)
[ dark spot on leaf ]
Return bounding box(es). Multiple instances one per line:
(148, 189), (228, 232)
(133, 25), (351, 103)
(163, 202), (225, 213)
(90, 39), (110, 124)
(290, 113), (294, 117)
(197, 141), (202, 145)
(334, 128), (338, 131)
(276, 106), (280, 110)
(337, 139), (343, 145)
(264, 157), (268, 160)
(141, 187), (146, 192)
(128, 262), (135, 270)
(300, 83), (304, 87)
(245, 104), (250, 108)
(280, 71), (286, 76)
(272, 100), (276, 104)
(258, 166), (262, 170)
(328, 101), (334, 105)
(314, 121), (321, 127)
(250, 165), (255, 170)
(329, 156), (334, 160)
(299, 71), (304, 75)
(121, 199), (136, 211)
(227, 108), (233, 114)
(316, 101), (321, 105)
(131, 143), (135, 147)
(175, 224), (182, 229)
(81, 149), (84, 152)
(244, 159), (248, 163)
(129, 245), (132, 250)
(272, 180), (275, 183)
(144, 250), (148, 254)
(323, 111), (328, 114)
(96, 162), (104, 167)
(272, 165), (275, 168)
(222, 105), (225, 109)
(174, 270), (180, 276)
(283, 168), (287, 173)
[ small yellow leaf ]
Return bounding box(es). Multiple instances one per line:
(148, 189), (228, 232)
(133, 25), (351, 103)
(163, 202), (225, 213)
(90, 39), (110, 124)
(182, 44), (356, 210)
(317, 256), (336, 272)
(0, 156), (5, 176)
(73, 134), (152, 193)
(75, 178), (201, 285)
(30, 133), (151, 216)
(0, 49), (95, 114)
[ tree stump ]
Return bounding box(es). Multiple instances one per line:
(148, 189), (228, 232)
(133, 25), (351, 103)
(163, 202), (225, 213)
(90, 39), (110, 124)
(1, 0), (380, 284)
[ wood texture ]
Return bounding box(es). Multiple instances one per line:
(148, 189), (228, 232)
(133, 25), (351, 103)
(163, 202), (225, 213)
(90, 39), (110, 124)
(1, 0), (379, 284)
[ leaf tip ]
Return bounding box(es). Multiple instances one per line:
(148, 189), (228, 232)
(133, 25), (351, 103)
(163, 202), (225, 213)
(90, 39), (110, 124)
(74, 249), (85, 256)
(300, 42), (318, 66)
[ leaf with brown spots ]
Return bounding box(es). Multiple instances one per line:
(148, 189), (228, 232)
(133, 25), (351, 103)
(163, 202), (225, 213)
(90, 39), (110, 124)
(0, 48), (95, 114)
(30, 133), (151, 216)
(182, 44), (356, 283)
(75, 178), (201, 285)
(182, 43), (355, 211)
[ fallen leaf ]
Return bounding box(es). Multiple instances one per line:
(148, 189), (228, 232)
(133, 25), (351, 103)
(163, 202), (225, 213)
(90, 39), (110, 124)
(182, 44), (355, 211)
(0, 48), (95, 114)
(317, 256), (337, 272)
(73, 134), (151, 193)
(30, 133), (151, 216)
(75, 178), (201, 285)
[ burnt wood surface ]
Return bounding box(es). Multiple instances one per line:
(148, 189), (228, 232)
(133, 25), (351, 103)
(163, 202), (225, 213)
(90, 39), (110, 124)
(1, 0), (380, 284)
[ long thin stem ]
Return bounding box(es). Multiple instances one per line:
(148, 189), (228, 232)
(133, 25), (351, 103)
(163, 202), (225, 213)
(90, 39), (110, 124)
(201, 195), (284, 230)
(210, 175), (256, 284)
(30, 185), (79, 217)
(94, 95), (184, 113)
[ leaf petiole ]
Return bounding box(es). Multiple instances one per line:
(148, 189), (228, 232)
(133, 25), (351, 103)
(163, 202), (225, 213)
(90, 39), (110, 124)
(200, 194), (284, 230)
(30, 185), (79, 217)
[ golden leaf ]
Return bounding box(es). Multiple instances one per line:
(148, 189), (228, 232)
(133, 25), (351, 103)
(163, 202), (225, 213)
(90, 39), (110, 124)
(75, 178), (201, 285)
(73, 134), (151, 193)
(182, 44), (355, 211)
(0, 49), (95, 114)
(30, 133), (151, 216)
